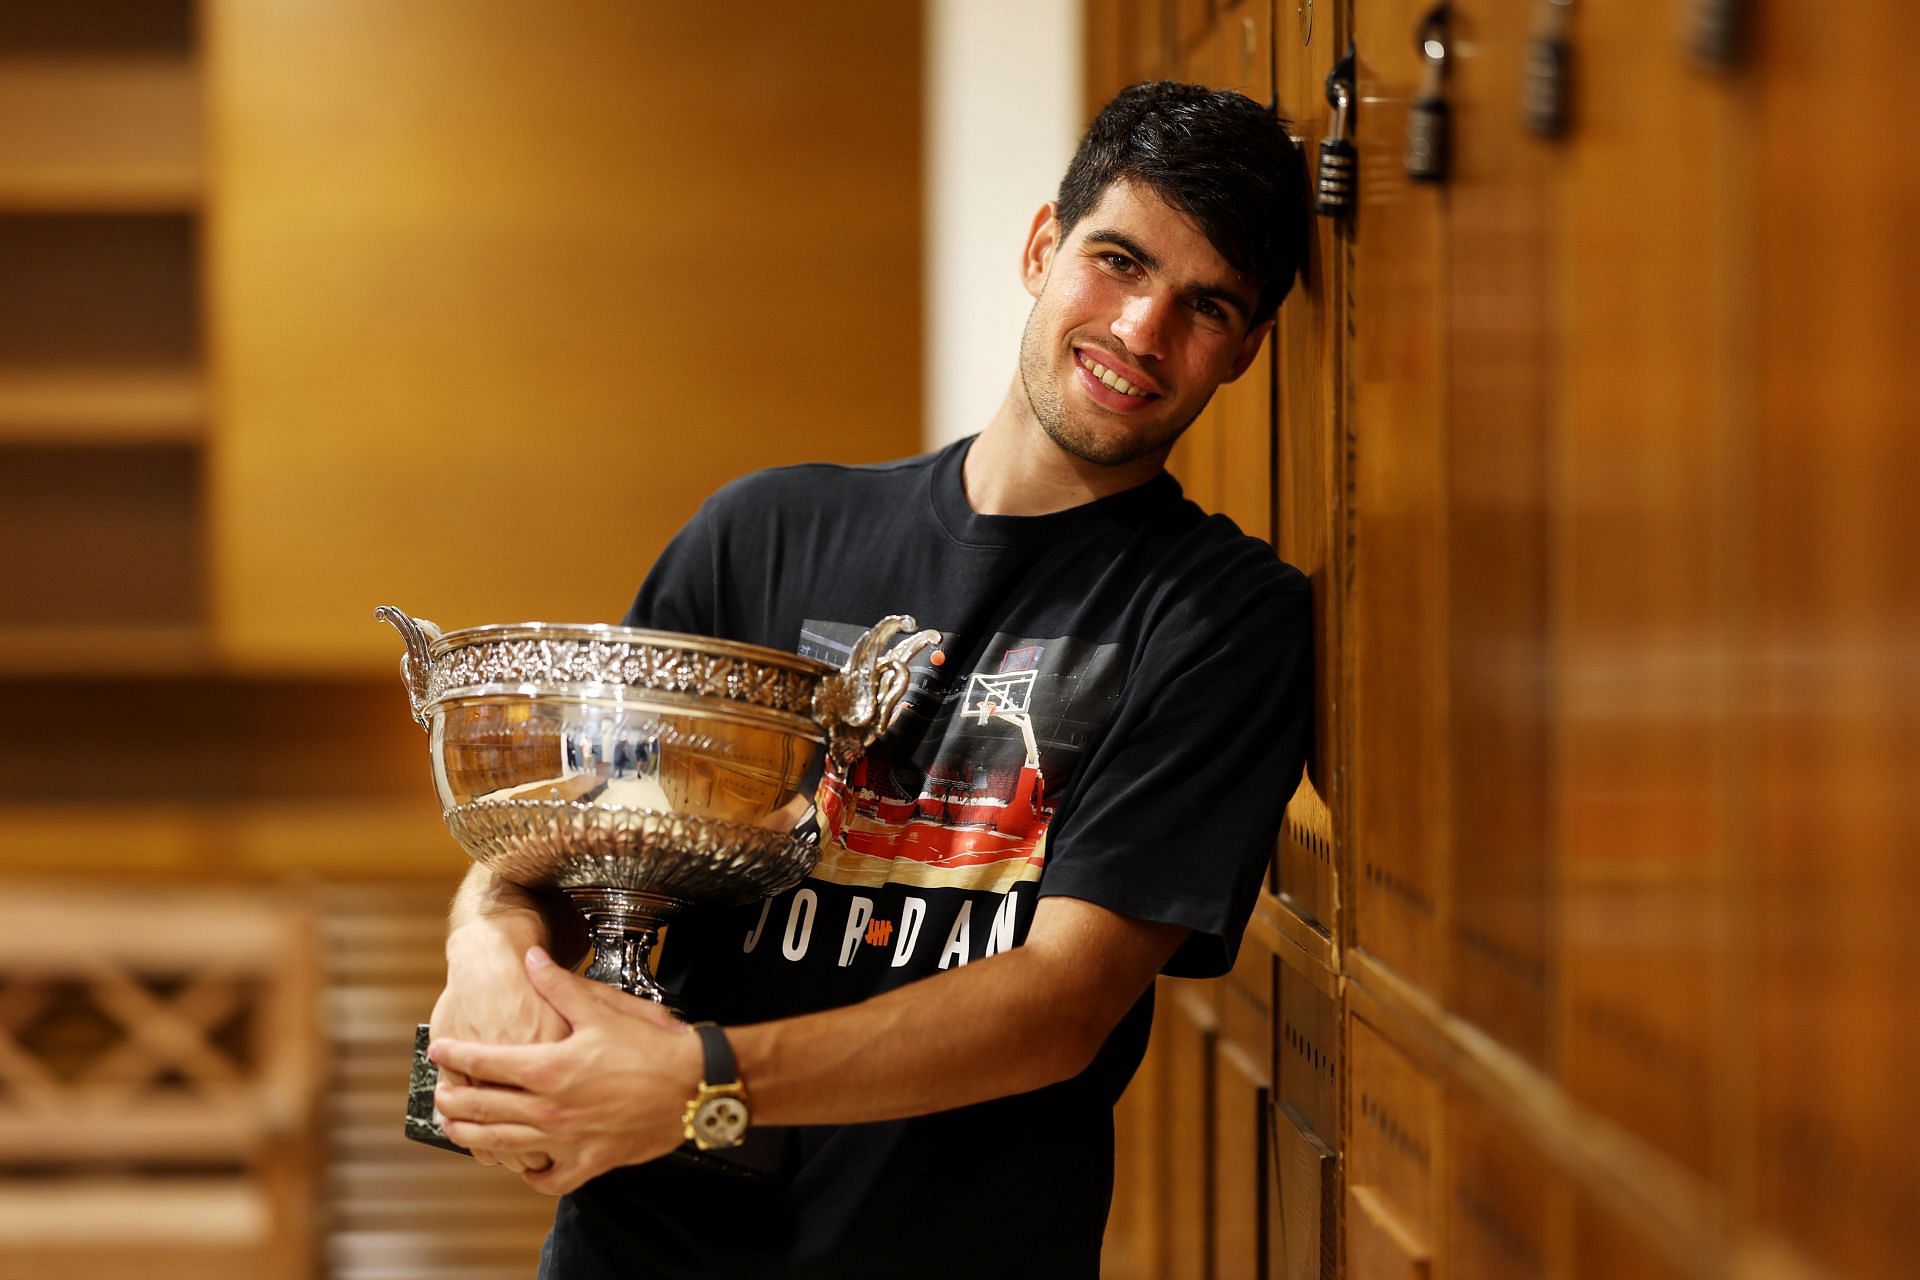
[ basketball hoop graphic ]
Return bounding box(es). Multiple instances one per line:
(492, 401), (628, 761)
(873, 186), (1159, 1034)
(963, 669), (1040, 768)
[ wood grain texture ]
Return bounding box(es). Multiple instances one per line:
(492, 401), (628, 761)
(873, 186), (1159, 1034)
(205, 1), (924, 669)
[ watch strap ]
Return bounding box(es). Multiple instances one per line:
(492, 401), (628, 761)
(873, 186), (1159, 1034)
(690, 1021), (738, 1087)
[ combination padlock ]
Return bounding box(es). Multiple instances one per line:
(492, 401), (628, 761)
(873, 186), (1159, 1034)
(1523, 0), (1572, 138)
(1405, 3), (1450, 183)
(1687, 0), (1744, 70)
(1315, 44), (1358, 217)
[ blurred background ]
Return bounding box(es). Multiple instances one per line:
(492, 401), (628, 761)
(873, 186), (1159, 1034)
(0, 2), (1911, 1279)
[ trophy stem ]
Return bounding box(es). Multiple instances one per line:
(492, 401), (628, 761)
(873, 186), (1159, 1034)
(563, 886), (686, 1008)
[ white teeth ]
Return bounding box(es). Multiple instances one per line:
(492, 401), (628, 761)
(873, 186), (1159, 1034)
(1079, 352), (1150, 397)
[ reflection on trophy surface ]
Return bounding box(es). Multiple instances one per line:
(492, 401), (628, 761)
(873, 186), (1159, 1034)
(377, 605), (936, 1153)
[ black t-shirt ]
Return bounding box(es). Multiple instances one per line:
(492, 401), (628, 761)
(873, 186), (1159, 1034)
(541, 437), (1311, 1280)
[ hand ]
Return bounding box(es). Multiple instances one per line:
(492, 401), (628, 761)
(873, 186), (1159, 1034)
(430, 946), (702, 1196)
(431, 913), (571, 1173)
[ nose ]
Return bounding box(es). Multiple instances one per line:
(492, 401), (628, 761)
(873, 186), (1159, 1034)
(1111, 293), (1171, 361)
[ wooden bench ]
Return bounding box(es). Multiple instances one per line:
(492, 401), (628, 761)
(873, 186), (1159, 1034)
(0, 882), (319, 1280)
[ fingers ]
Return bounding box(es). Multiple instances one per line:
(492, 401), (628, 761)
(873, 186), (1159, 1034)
(428, 1037), (545, 1087)
(523, 947), (680, 1029)
(436, 1081), (550, 1128)
(523, 1156), (590, 1197)
(439, 1119), (550, 1154)
(521, 946), (627, 1027)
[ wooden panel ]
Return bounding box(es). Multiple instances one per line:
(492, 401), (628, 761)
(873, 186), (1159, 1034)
(1347, 1184), (1430, 1280)
(0, 213), (199, 370)
(1270, 0), (1340, 929)
(1271, 1102), (1335, 1280)
(1275, 956), (1338, 1150)
(1442, 0), (1551, 1067)
(1750, 3), (1920, 1276)
(0, 445), (200, 637)
(1164, 979), (1217, 1280)
(206, 2), (924, 669)
(1549, 0), (1738, 1180)
(1445, 1095), (1560, 1280)
(1347, 0), (1447, 995)
(1277, 768), (1334, 933)
(1214, 1043), (1268, 1280)
(1571, 1191), (1690, 1280)
(1347, 1012), (1438, 1251)
(1105, 1006), (1168, 1280)
(1214, 944), (1273, 1280)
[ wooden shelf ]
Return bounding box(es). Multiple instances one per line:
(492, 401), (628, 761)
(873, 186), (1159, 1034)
(0, 368), (204, 443)
(0, 623), (208, 675)
(0, 57), (201, 209)
(0, 164), (201, 213)
(0, 800), (456, 881)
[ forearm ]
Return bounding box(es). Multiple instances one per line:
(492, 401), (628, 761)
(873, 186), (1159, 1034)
(448, 865), (586, 965)
(730, 946), (1108, 1127)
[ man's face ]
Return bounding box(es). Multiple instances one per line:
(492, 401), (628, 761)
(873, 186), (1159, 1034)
(1015, 178), (1271, 468)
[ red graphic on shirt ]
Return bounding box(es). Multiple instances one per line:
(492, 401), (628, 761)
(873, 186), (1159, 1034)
(815, 647), (1056, 889)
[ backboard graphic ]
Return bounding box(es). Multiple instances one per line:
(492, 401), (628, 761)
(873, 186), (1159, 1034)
(962, 669), (1036, 724)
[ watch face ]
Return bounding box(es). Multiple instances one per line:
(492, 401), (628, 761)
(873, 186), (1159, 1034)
(693, 1095), (750, 1148)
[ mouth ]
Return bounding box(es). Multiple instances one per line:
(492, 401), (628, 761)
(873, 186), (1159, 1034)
(1073, 347), (1162, 413)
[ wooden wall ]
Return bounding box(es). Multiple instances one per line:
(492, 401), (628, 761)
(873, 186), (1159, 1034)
(1, 4), (922, 1277)
(0, 0), (924, 881)
(1085, 2), (1917, 1278)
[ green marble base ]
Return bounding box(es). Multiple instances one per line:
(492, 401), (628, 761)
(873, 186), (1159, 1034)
(405, 1023), (471, 1156)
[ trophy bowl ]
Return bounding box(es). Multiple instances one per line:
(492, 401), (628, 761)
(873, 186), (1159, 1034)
(376, 605), (938, 1006)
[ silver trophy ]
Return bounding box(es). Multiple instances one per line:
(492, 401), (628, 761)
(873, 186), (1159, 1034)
(377, 605), (937, 1152)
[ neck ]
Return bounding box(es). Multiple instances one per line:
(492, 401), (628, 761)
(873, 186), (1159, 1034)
(963, 377), (1169, 517)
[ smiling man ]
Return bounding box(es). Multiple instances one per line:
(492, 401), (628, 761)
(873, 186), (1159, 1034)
(429, 82), (1314, 1279)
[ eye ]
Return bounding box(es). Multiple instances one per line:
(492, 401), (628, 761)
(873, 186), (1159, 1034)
(1193, 298), (1225, 320)
(1100, 252), (1137, 274)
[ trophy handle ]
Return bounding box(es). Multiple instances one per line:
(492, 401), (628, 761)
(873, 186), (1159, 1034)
(813, 613), (940, 771)
(374, 604), (445, 731)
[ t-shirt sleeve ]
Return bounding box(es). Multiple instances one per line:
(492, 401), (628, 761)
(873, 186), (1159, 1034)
(1036, 571), (1312, 978)
(621, 500), (722, 633)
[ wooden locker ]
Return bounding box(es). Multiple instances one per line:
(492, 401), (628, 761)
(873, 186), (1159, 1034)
(1212, 945), (1274, 1280)
(1346, 1013), (1439, 1258)
(1346, 0), (1448, 996)
(1270, 0), (1340, 935)
(1271, 1098), (1336, 1280)
(1548, 0), (1739, 1179)
(1440, 0), (1552, 1068)
(1445, 1095), (1563, 1280)
(1105, 1005), (1168, 1280)
(1164, 978), (1218, 1280)
(1346, 1185), (1430, 1280)
(1749, 3), (1920, 1276)
(1570, 1192), (1691, 1280)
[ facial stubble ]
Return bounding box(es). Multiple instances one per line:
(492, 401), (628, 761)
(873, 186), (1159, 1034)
(1015, 300), (1213, 469)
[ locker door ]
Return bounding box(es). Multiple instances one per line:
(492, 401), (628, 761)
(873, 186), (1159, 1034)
(1346, 0), (1449, 996)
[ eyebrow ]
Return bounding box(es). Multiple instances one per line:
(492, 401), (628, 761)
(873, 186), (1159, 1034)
(1082, 227), (1254, 323)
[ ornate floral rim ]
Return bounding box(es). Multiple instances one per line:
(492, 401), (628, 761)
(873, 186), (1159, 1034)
(423, 628), (829, 721)
(443, 799), (820, 901)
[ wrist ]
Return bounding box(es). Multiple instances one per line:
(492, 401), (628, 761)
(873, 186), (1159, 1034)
(446, 908), (547, 961)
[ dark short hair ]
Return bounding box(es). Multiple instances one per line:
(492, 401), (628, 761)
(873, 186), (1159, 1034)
(1056, 81), (1307, 326)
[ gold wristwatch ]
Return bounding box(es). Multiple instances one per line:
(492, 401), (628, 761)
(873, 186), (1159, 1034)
(682, 1021), (751, 1150)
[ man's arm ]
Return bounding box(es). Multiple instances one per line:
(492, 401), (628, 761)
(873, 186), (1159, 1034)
(428, 894), (1185, 1194)
(430, 865), (575, 1172)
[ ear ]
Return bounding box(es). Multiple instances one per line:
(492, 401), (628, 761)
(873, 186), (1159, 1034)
(1019, 202), (1062, 300)
(1222, 318), (1274, 383)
